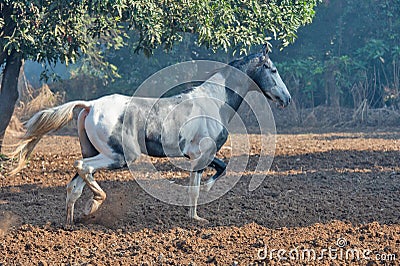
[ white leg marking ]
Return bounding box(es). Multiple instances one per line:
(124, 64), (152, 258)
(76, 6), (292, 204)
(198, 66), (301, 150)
(66, 175), (86, 224)
(188, 171), (208, 223)
(203, 166), (226, 192)
(203, 178), (216, 192)
(74, 154), (115, 217)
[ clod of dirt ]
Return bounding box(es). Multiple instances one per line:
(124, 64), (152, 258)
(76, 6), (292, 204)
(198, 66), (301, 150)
(0, 211), (20, 236)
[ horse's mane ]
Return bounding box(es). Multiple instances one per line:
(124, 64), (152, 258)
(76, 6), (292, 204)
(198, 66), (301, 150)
(177, 52), (263, 95)
(228, 53), (261, 69)
(178, 67), (229, 95)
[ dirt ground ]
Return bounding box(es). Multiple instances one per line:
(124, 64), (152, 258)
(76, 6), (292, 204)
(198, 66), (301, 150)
(1, 128), (400, 265)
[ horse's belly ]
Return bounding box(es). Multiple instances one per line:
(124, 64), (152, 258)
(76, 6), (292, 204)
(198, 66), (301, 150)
(143, 139), (167, 157)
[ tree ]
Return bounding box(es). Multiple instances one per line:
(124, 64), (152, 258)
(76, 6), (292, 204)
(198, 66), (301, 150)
(0, 0), (320, 151)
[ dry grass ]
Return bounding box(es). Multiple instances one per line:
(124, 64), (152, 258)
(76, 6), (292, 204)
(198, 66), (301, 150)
(3, 83), (64, 156)
(6, 84), (64, 135)
(15, 84), (64, 122)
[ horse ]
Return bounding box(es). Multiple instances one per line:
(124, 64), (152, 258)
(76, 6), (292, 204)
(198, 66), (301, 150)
(9, 46), (291, 224)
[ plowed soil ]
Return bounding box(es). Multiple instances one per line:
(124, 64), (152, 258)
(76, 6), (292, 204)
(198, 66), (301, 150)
(1, 129), (400, 265)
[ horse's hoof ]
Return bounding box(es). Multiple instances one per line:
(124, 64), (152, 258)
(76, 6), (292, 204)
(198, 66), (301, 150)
(84, 199), (102, 216)
(63, 223), (75, 231)
(193, 215), (209, 224)
(203, 179), (215, 192)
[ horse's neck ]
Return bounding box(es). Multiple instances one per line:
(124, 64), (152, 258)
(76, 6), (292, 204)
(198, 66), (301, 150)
(188, 72), (249, 119)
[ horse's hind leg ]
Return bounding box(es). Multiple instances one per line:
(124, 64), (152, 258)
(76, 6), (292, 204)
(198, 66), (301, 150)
(66, 173), (86, 224)
(74, 154), (116, 217)
(66, 109), (99, 224)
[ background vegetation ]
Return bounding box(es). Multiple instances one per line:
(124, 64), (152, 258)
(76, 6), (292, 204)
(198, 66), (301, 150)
(4, 0), (400, 142)
(48, 0), (400, 115)
(278, 0), (400, 111)
(0, 0), (319, 151)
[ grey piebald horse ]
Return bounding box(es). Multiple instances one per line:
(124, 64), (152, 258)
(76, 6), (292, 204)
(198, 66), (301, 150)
(10, 46), (291, 224)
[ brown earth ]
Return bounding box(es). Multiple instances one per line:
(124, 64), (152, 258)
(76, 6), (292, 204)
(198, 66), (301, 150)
(1, 129), (400, 265)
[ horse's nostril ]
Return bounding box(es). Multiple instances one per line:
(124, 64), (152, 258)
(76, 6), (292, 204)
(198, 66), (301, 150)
(282, 96), (291, 107)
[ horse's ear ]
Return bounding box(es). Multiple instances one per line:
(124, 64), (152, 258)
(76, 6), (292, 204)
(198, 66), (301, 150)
(250, 44), (270, 67)
(259, 43), (270, 64)
(262, 43), (272, 56)
(262, 43), (269, 56)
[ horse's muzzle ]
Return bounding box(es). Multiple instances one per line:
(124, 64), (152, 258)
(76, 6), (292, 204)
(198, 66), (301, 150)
(280, 95), (291, 108)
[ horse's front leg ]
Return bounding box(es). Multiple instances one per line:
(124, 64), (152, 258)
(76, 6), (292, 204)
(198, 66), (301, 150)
(188, 170), (208, 223)
(204, 157), (226, 191)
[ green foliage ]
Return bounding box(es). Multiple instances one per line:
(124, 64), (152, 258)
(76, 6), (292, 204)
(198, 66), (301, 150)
(277, 58), (324, 107)
(0, 1), (126, 81)
(356, 40), (389, 63)
(1, 1), (87, 64)
(275, 0), (400, 109)
(119, 0), (320, 54)
(57, 33), (231, 100)
(392, 46), (400, 60)
(1, 0), (320, 81)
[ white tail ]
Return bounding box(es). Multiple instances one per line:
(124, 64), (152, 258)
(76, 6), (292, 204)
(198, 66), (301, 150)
(8, 100), (89, 175)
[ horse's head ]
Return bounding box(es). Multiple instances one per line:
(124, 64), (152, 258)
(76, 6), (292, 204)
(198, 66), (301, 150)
(234, 46), (291, 108)
(253, 54), (291, 107)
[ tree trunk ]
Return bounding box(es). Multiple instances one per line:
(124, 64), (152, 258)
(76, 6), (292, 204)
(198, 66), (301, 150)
(0, 51), (23, 153)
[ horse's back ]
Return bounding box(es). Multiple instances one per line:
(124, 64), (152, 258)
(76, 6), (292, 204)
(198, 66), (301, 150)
(80, 93), (229, 164)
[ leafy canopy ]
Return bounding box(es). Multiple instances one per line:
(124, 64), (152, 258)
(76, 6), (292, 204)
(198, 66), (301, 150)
(0, 0), (320, 71)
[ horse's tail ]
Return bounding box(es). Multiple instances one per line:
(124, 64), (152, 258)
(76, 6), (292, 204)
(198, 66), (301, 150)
(8, 100), (90, 176)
